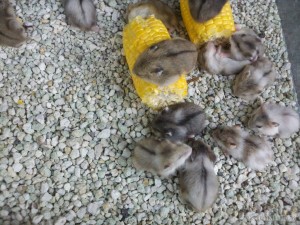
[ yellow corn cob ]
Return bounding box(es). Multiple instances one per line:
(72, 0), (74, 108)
(123, 16), (188, 109)
(180, 0), (235, 46)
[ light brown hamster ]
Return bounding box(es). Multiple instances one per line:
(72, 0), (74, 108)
(188, 0), (227, 23)
(133, 38), (198, 86)
(179, 140), (219, 212)
(232, 57), (277, 101)
(248, 101), (300, 138)
(152, 102), (206, 142)
(63, 0), (99, 32)
(212, 125), (273, 170)
(126, 0), (178, 32)
(198, 41), (251, 75)
(228, 27), (264, 62)
(133, 138), (192, 177)
(0, 0), (28, 47)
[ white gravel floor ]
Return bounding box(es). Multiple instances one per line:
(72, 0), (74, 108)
(0, 0), (299, 224)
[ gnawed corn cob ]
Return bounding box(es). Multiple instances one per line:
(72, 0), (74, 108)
(180, 0), (235, 46)
(123, 16), (188, 109)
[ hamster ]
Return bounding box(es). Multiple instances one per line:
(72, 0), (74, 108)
(0, 0), (28, 47)
(248, 102), (300, 138)
(198, 41), (251, 75)
(126, 0), (178, 32)
(232, 57), (277, 101)
(228, 27), (264, 62)
(212, 125), (273, 170)
(133, 38), (198, 86)
(188, 0), (227, 23)
(133, 138), (192, 177)
(152, 102), (207, 141)
(63, 0), (99, 32)
(179, 140), (219, 212)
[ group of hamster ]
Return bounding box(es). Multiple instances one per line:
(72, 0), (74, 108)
(133, 99), (299, 212)
(1, 0), (299, 214)
(125, 0), (300, 212)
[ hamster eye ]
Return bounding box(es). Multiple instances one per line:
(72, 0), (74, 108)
(152, 67), (163, 76)
(241, 34), (246, 38)
(165, 131), (172, 137)
(150, 45), (158, 51)
(271, 122), (279, 127)
(256, 125), (262, 128)
(164, 164), (171, 169)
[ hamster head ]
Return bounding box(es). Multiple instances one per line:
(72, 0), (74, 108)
(230, 28), (264, 62)
(248, 104), (279, 136)
(157, 140), (192, 176)
(212, 126), (243, 154)
(232, 66), (264, 101)
(153, 120), (189, 142)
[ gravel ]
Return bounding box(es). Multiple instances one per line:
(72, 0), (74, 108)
(0, 0), (299, 224)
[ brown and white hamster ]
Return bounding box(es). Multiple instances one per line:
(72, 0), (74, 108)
(0, 0), (28, 47)
(179, 140), (219, 212)
(126, 0), (178, 32)
(63, 0), (99, 32)
(133, 38), (198, 86)
(133, 138), (192, 177)
(228, 27), (264, 62)
(212, 125), (273, 170)
(152, 102), (206, 141)
(248, 102), (300, 138)
(188, 0), (227, 23)
(198, 41), (251, 75)
(232, 57), (277, 101)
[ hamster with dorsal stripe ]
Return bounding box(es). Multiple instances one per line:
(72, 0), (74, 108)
(179, 140), (219, 212)
(248, 102), (300, 138)
(126, 0), (178, 32)
(228, 27), (265, 62)
(232, 57), (277, 101)
(0, 0), (28, 47)
(63, 0), (99, 32)
(198, 41), (251, 75)
(133, 138), (192, 177)
(152, 102), (206, 141)
(133, 38), (198, 86)
(188, 0), (227, 23)
(212, 125), (273, 170)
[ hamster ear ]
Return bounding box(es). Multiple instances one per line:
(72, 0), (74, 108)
(226, 138), (237, 149)
(228, 142), (237, 149)
(235, 24), (242, 31)
(245, 70), (251, 78)
(233, 124), (241, 130)
(271, 122), (279, 127)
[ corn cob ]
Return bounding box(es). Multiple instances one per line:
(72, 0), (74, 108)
(180, 0), (235, 46)
(123, 16), (188, 109)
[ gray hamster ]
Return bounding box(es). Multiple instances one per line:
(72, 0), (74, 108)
(179, 140), (219, 212)
(152, 102), (206, 141)
(133, 138), (192, 177)
(63, 0), (99, 32)
(212, 125), (273, 170)
(133, 38), (198, 86)
(248, 102), (300, 138)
